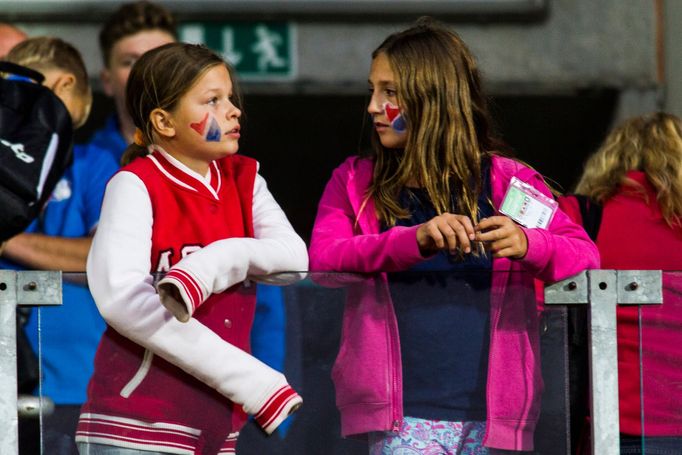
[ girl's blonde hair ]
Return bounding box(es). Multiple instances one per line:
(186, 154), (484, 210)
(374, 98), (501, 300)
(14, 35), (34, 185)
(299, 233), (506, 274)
(366, 17), (504, 227)
(575, 112), (682, 226)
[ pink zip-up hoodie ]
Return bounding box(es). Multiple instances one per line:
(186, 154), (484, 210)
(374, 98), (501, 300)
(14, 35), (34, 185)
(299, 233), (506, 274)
(308, 155), (599, 451)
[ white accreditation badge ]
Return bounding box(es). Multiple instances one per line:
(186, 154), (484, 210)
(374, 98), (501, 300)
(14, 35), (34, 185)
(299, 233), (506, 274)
(499, 176), (558, 229)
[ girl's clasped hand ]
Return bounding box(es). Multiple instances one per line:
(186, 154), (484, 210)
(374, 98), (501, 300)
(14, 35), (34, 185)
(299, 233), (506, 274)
(416, 213), (528, 259)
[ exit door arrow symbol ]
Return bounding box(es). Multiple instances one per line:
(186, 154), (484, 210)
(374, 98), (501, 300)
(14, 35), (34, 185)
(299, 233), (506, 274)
(222, 28), (243, 66)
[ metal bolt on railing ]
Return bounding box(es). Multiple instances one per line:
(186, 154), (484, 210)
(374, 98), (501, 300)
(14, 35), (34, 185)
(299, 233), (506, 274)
(0, 270), (62, 455)
(545, 270), (663, 455)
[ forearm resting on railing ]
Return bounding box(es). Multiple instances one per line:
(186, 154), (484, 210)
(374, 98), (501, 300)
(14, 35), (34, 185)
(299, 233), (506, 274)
(1, 233), (92, 271)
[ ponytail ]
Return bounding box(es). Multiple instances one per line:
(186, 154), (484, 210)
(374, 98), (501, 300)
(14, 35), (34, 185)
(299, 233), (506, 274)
(121, 127), (151, 166)
(121, 143), (148, 166)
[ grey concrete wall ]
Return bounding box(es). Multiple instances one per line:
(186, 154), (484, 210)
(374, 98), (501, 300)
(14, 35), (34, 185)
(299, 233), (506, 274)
(296, 0), (657, 93)
(664, 0), (682, 117)
(7, 0), (658, 95)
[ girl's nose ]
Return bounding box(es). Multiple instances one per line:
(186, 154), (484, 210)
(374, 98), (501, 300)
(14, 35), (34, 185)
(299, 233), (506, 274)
(367, 96), (383, 115)
(227, 103), (241, 119)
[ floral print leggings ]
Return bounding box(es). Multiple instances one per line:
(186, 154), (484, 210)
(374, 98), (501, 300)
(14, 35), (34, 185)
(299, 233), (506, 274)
(369, 417), (518, 455)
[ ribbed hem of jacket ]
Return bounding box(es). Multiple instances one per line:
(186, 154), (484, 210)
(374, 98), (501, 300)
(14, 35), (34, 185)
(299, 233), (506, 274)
(483, 417), (537, 451)
(339, 402), (391, 438)
(75, 412), (238, 454)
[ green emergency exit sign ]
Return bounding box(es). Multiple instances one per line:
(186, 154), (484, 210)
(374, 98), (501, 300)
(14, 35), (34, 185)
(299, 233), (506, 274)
(180, 23), (296, 80)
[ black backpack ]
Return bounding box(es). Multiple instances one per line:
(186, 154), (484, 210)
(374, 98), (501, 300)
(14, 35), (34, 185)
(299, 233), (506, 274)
(0, 61), (74, 241)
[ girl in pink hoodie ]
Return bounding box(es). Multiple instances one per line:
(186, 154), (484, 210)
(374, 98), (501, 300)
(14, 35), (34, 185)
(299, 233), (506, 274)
(309, 18), (599, 454)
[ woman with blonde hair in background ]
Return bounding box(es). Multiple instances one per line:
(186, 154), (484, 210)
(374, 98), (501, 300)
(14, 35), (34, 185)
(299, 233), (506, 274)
(559, 112), (682, 454)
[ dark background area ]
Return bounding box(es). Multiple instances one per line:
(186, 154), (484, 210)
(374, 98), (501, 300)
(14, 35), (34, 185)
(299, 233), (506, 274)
(76, 90), (618, 243)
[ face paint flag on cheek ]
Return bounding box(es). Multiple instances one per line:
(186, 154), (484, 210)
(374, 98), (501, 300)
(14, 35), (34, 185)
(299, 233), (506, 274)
(383, 102), (407, 133)
(190, 113), (222, 142)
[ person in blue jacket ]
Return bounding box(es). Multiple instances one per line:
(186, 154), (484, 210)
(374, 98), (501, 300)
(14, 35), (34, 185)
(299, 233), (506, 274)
(1, 37), (104, 455)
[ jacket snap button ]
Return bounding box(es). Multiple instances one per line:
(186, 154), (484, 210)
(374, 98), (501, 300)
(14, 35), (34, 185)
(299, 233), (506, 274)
(224, 319), (232, 328)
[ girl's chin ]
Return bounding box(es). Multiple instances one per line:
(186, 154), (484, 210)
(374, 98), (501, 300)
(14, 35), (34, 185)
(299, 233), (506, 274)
(224, 146), (240, 155)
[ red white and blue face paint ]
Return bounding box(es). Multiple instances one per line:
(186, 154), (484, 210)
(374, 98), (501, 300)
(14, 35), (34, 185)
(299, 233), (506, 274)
(383, 102), (407, 133)
(190, 113), (222, 142)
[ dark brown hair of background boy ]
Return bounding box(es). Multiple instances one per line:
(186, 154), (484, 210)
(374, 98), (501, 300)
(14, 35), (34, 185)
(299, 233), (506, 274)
(99, 0), (177, 67)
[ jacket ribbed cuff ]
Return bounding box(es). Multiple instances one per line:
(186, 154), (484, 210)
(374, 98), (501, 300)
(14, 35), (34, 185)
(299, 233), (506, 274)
(253, 385), (302, 435)
(157, 269), (208, 322)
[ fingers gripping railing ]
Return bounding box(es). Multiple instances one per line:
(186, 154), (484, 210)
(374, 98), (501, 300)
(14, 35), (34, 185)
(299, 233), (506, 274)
(545, 270), (662, 455)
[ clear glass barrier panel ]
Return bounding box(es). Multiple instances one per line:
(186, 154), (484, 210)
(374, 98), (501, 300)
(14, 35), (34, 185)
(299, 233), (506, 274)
(17, 270), (572, 454)
(629, 271), (682, 454)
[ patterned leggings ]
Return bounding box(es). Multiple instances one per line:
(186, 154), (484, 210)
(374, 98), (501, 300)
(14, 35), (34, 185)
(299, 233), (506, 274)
(369, 417), (488, 455)
(369, 417), (520, 455)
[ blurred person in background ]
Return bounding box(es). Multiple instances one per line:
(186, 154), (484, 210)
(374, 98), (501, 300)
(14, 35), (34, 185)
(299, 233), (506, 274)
(0, 3), (175, 453)
(0, 22), (27, 57)
(87, 0), (176, 160)
(0, 21), (27, 255)
(559, 112), (682, 454)
(1, 36), (94, 455)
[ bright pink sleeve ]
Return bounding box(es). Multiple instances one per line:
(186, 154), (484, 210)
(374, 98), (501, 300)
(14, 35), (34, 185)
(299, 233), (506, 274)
(308, 159), (425, 273)
(516, 176), (600, 283)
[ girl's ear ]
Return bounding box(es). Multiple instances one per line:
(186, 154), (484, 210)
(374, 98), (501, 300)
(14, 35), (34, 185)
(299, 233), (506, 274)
(150, 108), (176, 138)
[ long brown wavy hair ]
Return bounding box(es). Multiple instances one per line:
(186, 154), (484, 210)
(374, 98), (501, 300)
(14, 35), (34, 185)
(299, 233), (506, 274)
(366, 17), (503, 227)
(575, 112), (682, 227)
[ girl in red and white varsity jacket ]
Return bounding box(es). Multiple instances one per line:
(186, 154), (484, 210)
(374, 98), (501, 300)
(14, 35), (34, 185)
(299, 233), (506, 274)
(76, 43), (307, 455)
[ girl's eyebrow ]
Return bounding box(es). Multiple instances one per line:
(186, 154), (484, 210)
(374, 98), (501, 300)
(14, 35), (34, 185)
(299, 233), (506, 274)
(368, 79), (394, 85)
(201, 87), (224, 95)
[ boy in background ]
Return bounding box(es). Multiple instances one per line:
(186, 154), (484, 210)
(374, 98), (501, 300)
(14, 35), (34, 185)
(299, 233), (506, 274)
(85, 0), (176, 163)
(1, 36), (96, 455)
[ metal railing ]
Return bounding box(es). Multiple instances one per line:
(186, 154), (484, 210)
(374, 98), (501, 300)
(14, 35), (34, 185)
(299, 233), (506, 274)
(0, 271), (61, 455)
(545, 270), (663, 455)
(0, 269), (665, 454)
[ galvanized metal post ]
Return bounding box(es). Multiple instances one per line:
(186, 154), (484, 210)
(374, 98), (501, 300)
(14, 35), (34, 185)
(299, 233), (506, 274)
(0, 270), (62, 455)
(0, 271), (19, 455)
(587, 270), (620, 455)
(545, 270), (662, 455)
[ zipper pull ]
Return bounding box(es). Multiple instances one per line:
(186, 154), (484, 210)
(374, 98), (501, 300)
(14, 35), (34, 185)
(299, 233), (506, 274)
(391, 419), (401, 433)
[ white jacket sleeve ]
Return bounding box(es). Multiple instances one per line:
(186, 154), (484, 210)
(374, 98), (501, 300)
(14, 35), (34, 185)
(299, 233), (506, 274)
(157, 173), (308, 321)
(87, 171), (289, 415)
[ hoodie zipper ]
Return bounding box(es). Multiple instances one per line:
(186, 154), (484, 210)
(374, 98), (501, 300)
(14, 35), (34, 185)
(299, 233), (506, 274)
(386, 284), (403, 434)
(482, 268), (503, 445)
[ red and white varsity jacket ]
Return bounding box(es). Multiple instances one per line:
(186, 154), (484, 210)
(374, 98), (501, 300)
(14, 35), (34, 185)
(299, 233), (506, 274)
(76, 149), (307, 454)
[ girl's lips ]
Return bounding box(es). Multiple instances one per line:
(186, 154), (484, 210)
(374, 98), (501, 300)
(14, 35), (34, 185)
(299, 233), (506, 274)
(225, 126), (241, 137)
